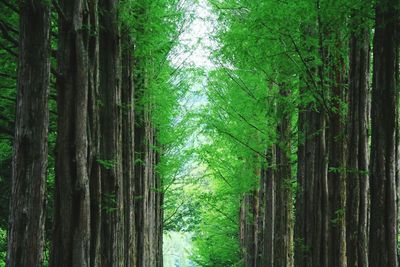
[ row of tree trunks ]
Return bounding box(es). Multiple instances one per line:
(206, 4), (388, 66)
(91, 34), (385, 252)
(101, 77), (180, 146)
(241, 86), (294, 267)
(47, 1), (163, 266)
(6, 1), (51, 266)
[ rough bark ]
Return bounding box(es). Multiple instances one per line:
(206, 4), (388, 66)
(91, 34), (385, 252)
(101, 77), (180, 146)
(294, 104), (328, 267)
(121, 27), (136, 267)
(327, 42), (347, 267)
(369, 0), (399, 266)
(50, 1), (91, 266)
(274, 88), (294, 267)
(346, 13), (370, 267)
(134, 54), (163, 267)
(98, 0), (124, 265)
(260, 148), (275, 267)
(239, 192), (257, 267)
(295, 25), (329, 267)
(87, 1), (101, 266)
(7, 1), (50, 266)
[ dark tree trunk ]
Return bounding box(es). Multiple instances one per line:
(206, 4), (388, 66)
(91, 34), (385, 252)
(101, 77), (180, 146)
(327, 41), (347, 267)
(295, 25), (329, 267)
(239, 192), (257, 267)
(7, 1), (50, 266)
(295, 97), (306, 267)
(294, 19), (329, 266)
(295, 108), (328, 267)
(260, 148), (275, 267)
(396, 35), (400, 264)
(369, 0), (399, 266)
(346, 13), (370, 267)
(134, 54), (163, 267)
(50, 1), (91, 266)
(274, 87), (294, 267)
(98, 0), (124, 265)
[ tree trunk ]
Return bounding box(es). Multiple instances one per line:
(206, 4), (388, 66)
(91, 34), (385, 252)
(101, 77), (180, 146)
(259, 148), (275, 267)
(274, 87), (294, 267)
(50, 1), (91, 266)
(121, 26), (136, 267)
(327, 41), (347, 267)
(295, 108), (328, 267)
(7, 1), (50, 266)
(87, 1), (101, 266)
(346, 13), (370, 267)
(134, 54), (163, 267)
(369, 0), (399, 266)
(239, 192), (257, 267)
(98, 0), (124, 265)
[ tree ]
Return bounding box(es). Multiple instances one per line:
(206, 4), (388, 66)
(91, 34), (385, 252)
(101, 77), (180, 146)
(6, 1), (50, 266)
(369, 0), (399, 266)
(50, 1), (92, 266)
(346, 3), (371, 266)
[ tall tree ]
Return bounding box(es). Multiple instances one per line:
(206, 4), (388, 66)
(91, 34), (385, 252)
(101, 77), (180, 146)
(346, 6), (370, 267)
(7, 1), (50, 266)
(50, 1), (92, 266)
(369, 0), (399, 266)
(274, 86), (294, 267)
(87, 0), (101, 266)
(121, 25), (136, 267)
(98, 0), (124, 265)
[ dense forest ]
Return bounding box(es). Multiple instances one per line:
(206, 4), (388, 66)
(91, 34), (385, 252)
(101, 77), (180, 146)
(0, 0), (399, 266)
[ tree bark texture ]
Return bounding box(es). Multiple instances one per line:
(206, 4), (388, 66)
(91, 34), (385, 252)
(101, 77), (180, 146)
(240, 192), (257, 267)
(346, 14), (370, 267)
(7, 1), (50, 266)
(98, 0), (124, 265)
(50, 1), (91, 266)
(274, 87), (294, 267)
(369, 0), (399, 266)
(134, 56), (163, 267)
(295, 107), (328, 267)
(87, 2), (101, 267)
(121, 27), (136, 267)
(327, 39), (347, 267)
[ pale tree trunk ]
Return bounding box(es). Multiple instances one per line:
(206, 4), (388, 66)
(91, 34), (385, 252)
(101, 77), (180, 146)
(87, 1), (101, 267)
(50, 1), (91, 266)
(121, 26), (136, 267)
(369, 0), (399, 266)
(346, 11), (370, 267)
(7, 1), (50, 266)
